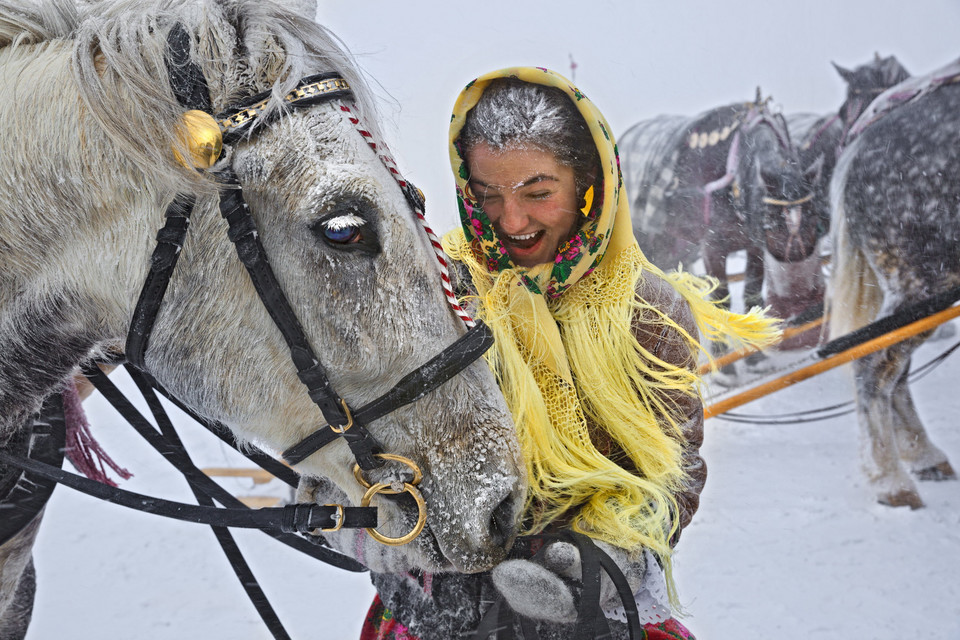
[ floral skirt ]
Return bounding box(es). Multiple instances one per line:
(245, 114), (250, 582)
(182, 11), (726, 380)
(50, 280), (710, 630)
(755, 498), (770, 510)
(360, 595), (696, 640)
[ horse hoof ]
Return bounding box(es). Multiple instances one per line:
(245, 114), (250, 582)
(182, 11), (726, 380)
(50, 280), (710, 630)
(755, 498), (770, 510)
(915, 461), (957, 482)
(878, 489), (925, 510)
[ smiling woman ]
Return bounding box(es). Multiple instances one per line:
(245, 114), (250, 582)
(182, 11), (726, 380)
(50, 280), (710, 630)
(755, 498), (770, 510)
(355, 68), (780, 640)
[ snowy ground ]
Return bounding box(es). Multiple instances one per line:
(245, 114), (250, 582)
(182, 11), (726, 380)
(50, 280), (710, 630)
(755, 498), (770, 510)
(24, 318), (960, 639)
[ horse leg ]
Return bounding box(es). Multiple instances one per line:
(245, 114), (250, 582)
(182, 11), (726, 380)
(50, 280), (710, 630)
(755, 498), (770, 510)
(0, 516), (42, 640)
(701, 246), (729, 309)
(890, 364), (957, 481)
(852, 336), (926, 509)
(743, 246), (764, 310)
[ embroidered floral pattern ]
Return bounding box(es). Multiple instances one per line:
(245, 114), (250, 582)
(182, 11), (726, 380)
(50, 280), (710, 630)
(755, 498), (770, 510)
(360, 596), (420, 640)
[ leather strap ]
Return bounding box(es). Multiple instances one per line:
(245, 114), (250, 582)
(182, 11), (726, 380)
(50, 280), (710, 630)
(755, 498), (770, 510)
(0, 451), (375, 532)
(0, 394), (65, 547)
(81, 364), (370, 571)
(125, 195), (194, 370)
(282, 319), (495, 465)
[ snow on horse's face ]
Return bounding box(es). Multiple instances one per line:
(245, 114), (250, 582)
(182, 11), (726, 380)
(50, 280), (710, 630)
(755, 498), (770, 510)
(215, 103), (525, 573)
(0, 0), (524, 589)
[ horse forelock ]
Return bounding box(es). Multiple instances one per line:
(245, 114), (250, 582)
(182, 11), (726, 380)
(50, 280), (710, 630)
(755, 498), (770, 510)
(66, 0), (381, 196)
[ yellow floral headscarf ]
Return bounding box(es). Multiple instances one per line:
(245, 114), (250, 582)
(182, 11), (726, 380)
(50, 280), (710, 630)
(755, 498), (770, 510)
(442, 68), (778, 578)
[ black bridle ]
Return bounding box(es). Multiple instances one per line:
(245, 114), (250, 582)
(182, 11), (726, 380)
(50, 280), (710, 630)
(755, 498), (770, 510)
(134, 24), (494, 474)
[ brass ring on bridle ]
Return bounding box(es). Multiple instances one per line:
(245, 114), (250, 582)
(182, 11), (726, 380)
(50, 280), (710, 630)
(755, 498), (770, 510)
(360, 482), (427, 546)
(352, 453), (423, 493)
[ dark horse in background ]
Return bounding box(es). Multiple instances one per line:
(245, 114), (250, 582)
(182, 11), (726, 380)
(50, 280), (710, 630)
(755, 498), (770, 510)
(770, 54), (912, 347)
(619, 94), (819, 324)
(829, 56), (960, 509)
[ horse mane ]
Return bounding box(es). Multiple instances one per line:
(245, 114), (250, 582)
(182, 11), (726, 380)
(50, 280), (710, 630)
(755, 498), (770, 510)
(0, 0), (78, 48)
(5, 0), (381, 195)
(688, 101), (747, 134)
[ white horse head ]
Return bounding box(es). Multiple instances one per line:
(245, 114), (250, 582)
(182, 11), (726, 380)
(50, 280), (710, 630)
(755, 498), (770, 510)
(0, 0), (523, 601)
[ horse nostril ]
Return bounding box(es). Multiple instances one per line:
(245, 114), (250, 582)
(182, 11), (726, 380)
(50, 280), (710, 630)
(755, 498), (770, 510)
(489, 495), (516, 548)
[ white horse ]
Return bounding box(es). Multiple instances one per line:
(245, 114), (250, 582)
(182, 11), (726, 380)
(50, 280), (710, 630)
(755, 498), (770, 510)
(0, 0), (524, 635)
(828, 58), (960, 509)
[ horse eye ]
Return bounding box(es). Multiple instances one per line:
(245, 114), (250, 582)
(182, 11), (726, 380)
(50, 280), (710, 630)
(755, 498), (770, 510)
(312, 207), (380, 255)
(318, 213), (365, 245)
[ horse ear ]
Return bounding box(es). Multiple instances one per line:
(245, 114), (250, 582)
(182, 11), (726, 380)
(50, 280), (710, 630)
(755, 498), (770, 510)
(832, 62), (856, 85)
(880, 55), (910, 83)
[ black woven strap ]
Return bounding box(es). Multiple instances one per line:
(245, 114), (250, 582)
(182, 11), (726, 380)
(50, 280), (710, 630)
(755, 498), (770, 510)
(282, 320), (494, 466)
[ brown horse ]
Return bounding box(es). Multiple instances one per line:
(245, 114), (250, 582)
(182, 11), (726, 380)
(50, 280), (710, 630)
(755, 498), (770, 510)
(620, 95), (820, 319)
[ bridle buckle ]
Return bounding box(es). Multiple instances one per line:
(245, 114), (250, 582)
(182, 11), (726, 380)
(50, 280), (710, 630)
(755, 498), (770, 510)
(327, 398), (354, 434)
(320, 503), (345, 532)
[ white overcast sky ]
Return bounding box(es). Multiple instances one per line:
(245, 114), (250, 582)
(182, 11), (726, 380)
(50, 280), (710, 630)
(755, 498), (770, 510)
(315, 1), (960, 231)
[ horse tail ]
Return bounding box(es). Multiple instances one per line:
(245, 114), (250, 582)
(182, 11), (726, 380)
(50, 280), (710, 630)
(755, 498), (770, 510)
(826, 148), (883, 340)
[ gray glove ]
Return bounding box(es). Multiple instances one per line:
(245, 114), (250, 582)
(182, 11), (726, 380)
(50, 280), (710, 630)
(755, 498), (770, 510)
(490, 540), (647, 623)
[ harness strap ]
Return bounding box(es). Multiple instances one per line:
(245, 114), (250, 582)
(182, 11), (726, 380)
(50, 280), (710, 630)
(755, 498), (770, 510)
(0, 394), (65, 548)
(126, 195), (195, 370)
(0, 450), (376, 532)
(701, 129), (742, 225)
(126, 25), (208, 368)
(148, 379), (302, 487)
(282, 319), (494, 465)
(81, 364), (370, 571)
(127, 368), (292, 640)
(216, 170), (384, 470)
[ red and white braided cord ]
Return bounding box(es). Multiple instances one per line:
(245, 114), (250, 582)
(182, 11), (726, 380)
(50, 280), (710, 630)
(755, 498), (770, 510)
(335, 101), (474, 328)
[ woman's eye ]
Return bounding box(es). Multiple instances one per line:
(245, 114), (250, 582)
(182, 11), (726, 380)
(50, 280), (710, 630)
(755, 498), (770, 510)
(528, 191), (551, 200)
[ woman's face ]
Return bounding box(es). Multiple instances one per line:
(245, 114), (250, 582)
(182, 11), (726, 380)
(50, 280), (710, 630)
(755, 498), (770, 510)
(466, 142), (581, 268)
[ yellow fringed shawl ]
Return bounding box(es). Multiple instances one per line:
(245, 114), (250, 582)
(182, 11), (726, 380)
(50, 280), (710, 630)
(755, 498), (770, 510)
(443, 68), (779, 579)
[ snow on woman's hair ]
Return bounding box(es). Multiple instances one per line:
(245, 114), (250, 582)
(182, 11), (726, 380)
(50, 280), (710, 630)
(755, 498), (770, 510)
(458, 78), (599, 197)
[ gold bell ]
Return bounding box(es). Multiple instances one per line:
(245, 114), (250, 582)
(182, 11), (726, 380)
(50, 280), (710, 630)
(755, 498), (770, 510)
(174, 110), (223, 169)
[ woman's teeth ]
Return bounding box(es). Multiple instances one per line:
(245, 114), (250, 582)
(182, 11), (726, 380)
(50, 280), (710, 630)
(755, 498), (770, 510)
(508, 232), (538, 241)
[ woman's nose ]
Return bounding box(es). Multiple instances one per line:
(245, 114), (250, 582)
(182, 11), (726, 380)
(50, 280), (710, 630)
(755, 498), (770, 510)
(498, 196), (527, 233)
